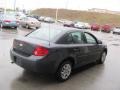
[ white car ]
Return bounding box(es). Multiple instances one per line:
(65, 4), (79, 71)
(44, 17), (55, 23)
(113, 28), (120, 35)
(74, 22), (90, 29)
(15, 12), (26, 20)
(74, 22), (85, 29)
(84, 23), (91, 29)
(38, 16), (45, 21)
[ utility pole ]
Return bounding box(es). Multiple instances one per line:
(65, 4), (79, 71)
(55, 8), (58, 22)
(65, 0), (69, 9)
(14, 0), (16, 11)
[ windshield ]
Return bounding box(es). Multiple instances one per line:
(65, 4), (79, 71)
(27, 28), (63, 41)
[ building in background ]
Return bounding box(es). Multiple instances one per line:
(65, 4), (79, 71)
(88, 8), (120, 15)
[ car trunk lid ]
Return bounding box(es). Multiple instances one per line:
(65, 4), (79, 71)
(13, 36), (50, 57)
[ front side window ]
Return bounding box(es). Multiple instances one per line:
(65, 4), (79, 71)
(84, 33), (97, 44)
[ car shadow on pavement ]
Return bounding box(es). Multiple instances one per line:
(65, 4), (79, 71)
(11, 63), (105, 90)
(0, 27), (18, 34)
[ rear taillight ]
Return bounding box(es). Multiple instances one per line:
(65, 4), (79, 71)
(4, 20), (11, 22)
(33, 46), (49, 56)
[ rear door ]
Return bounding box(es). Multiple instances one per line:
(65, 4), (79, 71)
(83, 32), (101, 63)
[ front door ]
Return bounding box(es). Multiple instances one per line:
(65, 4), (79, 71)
(83, 32), (101, 63)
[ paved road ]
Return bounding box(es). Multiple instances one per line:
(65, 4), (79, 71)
(0, 23), (120, 90)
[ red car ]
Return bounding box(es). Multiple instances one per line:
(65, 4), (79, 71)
(101, 24), (112, 33)
(91, 24), (100, 31)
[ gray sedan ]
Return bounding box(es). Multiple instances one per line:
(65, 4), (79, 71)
(10, 28), (107, 82)
(20, 17), (41, 29)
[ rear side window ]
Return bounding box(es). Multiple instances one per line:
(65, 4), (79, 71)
(84, 33), (97, 44)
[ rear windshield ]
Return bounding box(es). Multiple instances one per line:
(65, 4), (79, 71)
(1, 14), (16, 20)
(27, 28), (63, 41)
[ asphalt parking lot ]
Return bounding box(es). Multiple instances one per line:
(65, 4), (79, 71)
(0, 23), (120, 90)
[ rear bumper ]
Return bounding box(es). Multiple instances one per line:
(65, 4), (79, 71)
(2, 23), (18, 27)
(101, 30), (111, 33)
(10, 49), (57, 74)
(113, 31), (120, 35)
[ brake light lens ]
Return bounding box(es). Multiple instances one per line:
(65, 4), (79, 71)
(33, 47), (49, 56)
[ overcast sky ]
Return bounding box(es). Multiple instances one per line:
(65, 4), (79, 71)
(0, 0), (120, 11)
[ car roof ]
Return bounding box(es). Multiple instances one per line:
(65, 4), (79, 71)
(50, 26), (85, 33)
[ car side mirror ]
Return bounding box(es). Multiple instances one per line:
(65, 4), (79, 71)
(98, 40), (102, 44)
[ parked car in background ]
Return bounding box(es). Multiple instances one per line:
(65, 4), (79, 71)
(32, 15), (40, 20)
(0, 14), (19, 29)
(63, 21), (74, 27)
(15, 12), (26, 20)
(91, 24), (100, 31)
(28, 15), (40, 20)
(113, 27), (120, 35)
(74, 22), (85, 29)
(101, 24), (112, 33)
(20, 17), (41, 29)
(44, 17), (55, 23)
(38, 16), (45, 21)
(10, 28), (107, 82)
(83, 23), (91, 29)
(57, 19), (69, 24)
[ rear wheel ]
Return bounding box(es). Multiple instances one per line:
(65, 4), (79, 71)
(14, 26), (17, 29)
(26, 24), (30, 29)
(36, 27), (39, 29)
(98, 52), (107, 64)
(55, 61), (72, 82)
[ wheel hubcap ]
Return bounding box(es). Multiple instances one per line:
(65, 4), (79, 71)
(101, 53), (106, 62)
(61, 64), (71, 79)
(26, 25), (28, 28)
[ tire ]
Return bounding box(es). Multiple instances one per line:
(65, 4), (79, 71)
(98, 52), (107, 64)
(25, 24), (30, 29)
(55, 61), (72, 82)
(14, 26), (17, 29)
(36, 27), (39, 29)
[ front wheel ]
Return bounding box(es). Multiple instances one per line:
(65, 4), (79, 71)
(98, 52), (107, 64)
(55, 61), (72, 82)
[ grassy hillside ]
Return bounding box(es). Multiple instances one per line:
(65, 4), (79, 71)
(32, 8), (120, 26)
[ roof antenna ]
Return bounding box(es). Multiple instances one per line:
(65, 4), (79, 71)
(48, 23), (50, 46)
